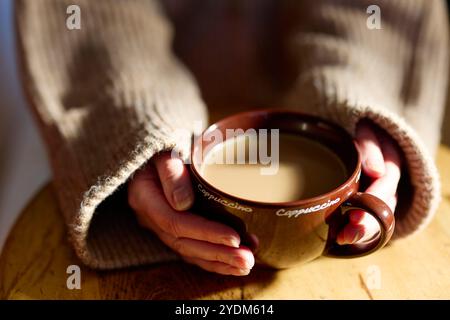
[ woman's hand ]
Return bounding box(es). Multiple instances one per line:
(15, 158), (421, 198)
(128, 152), (255, 276)
(337, 120), (402, 245)
(128, 120), (401, 273)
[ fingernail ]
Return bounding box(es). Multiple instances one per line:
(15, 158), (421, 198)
(236, 268), (250, 276)
(233, 253), (255, 270)
(222, 236), (240, 248)
(172, 186), (194, 211)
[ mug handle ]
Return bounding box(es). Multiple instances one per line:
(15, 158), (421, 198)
(323, 192), (395, 258)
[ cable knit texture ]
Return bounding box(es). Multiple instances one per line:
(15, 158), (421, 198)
(15, 0), (448, 269)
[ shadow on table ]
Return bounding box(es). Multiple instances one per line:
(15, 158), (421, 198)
(96, 262), (277, 300)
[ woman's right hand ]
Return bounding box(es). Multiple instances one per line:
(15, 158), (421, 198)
(128, 151), (255, 276)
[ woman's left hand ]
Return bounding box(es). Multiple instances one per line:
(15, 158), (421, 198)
(337, 120), (402, 245)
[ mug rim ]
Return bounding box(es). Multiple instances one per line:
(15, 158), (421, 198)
(190, 108), (362, 208)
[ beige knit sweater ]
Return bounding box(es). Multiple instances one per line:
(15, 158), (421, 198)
(15, 0), (448, 269)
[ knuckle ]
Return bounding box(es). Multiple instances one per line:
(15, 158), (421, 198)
(381, 170), (400, 190)
(171, 238), (185, 255)
(214, 251), (223, 263)
(166, 215), (181, 238)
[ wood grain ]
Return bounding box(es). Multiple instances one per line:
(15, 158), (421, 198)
(1, 146), (450, 300)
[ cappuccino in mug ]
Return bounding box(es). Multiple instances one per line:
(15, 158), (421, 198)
(200, 133), (348, 203)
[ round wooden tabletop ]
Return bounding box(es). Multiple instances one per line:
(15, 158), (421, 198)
(1, 146), (450, 299)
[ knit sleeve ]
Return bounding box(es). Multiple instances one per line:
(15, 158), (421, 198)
(15, 0), (207, 269)
(280, 0), (449, 238)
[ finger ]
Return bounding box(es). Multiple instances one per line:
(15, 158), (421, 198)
(183, 256), (250, 276)
(159, 232), (255, 270)
(365, 132), (401, 207)
(153, 152), (194, 211)
(387, 194), (398, 212)
(154, 208), (241, 248)
(365, 161), (401, 202)
(355, 122), (385, 178)
(336, 222), (365, 245)
(377, 131), (402, 172)
(128, 164), (241, 248)
(337, 210), (380, 245)
(351, 167), (399, 245)
(339, 128), (402, 246)
(349, 209), (365, 224)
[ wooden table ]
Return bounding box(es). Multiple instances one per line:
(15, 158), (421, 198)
(1, 145), (450, 300)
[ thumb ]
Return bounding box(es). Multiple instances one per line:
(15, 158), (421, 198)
(153, 152), (194, 211)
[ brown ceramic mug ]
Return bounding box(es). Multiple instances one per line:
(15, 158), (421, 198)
(189, 109), (395, 269)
